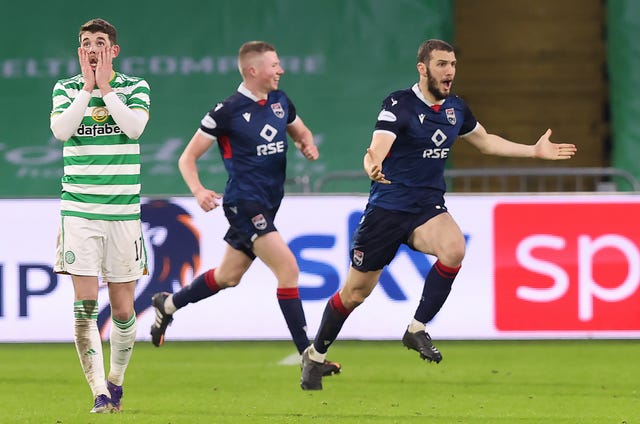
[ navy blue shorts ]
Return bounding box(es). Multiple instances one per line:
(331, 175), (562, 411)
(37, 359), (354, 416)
(223, 200), (279, 260)
(350, 201), (448, 272)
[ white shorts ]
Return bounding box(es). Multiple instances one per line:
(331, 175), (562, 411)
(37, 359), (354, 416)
(54, 216), (148, 283)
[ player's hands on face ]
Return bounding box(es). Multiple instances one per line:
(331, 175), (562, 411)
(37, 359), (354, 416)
(94, 47), (113, 90)
(78, 47), (95, 91)
(534, 129), (577, 160)
(194, 187), (222, 212)
(366, 148), (390, 184)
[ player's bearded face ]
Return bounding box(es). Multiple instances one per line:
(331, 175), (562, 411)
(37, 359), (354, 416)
(426, 65), (449, 101)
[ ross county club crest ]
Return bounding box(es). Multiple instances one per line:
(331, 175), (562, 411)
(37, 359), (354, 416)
(252, 214), (268, 230)
(445, 108), (456, 125)
(271, 102), (285, 118)
(352, 249), (364, 267)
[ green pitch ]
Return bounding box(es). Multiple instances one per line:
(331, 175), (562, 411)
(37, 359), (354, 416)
(1, 340), (638, 423)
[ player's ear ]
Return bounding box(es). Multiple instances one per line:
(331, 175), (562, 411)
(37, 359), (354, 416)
(111, 44), (121, 58)
(417, 62), (426, 76)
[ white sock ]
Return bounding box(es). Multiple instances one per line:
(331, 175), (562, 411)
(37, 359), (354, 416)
(307, 344), (327, 363)
(74, 300), (107, 397)
(108, 314), (136, 386)
(164, 295), (177, 314)
(408, 319), (426, 333)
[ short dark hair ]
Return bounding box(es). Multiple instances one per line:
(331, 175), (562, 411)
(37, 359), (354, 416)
(417, 39), (454, 63)
(78, 18), (117, 45)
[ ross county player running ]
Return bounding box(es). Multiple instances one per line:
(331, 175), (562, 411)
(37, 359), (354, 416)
(149, 41), (340, 379)
(300, 38), (577, 390)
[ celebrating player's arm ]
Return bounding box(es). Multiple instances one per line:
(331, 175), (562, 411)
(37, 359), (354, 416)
(178, 129), (222, 212)
(462, 124), (577, 160)
(364, 131), (394, 184)
(287, 116), (319, 161)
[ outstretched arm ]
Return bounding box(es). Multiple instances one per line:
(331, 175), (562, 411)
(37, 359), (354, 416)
(287, 116), (319, 160)
(532, 129), (577, 160)
(463, 125), (577, 160)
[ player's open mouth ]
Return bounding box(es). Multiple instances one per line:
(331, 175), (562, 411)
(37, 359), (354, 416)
(442, 80), (452, 90)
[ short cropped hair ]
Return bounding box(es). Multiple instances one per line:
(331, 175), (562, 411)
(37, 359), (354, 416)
(78, 18), (117, 45)
(237, 41), (277, 75)
(417, 39), (454, 64)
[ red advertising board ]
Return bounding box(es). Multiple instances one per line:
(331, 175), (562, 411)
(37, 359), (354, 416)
(494, 203), (640, 331)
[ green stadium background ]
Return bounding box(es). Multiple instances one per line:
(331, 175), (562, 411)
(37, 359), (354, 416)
(0, 0), (453, 197)
(1, 0), (638, 197)
(607, 0), (640, 185)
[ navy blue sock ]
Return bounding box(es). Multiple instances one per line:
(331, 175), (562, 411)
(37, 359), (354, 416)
(277, 287), (310, 354)
(173, 268), (220, 310)
(313, 293), (351, 354)
(413, 261), (460, 324)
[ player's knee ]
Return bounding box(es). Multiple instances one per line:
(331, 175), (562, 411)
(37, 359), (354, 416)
(219, 277), (241, 288)
(441, 240), (465, 266)
(215, 270), (243, 288)
(111, 307), (133, 322)
(271, 264), (299, 287)
(341, 290), (367, 309)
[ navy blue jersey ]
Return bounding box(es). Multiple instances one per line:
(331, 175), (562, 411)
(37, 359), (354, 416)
(369, 84), (478, 213)
(199, 84), (297, 209)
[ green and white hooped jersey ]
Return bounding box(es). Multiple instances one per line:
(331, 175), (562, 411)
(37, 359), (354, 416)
(51, 72), (150, 221)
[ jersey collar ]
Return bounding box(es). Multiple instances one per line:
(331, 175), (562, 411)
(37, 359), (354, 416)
(237, 83), (262, 102)
(412, 83), (445, 108)
(237, 83), (272, 104)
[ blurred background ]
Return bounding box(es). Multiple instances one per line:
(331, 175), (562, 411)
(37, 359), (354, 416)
(2, 0), (638, 197)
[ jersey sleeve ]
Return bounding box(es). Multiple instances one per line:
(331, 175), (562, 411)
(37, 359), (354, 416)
(199, 102), (228, 139)
(458, 100), (478, 136)
(284, 93), (297, 124)
(127, 78), (151, 113)
(373, 94), (404, 135)
(51, 80), (72, 116)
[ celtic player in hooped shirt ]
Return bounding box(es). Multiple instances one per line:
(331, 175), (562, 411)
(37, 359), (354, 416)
(50, 18), (149, 413)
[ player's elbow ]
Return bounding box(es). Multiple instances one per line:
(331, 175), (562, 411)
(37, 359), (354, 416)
(50, 124), (71, 142)
(178, 151), (194, 172)
(124, 120), (148, 140)
(476, 145), (494, 155)
(125, 128), (143, 140)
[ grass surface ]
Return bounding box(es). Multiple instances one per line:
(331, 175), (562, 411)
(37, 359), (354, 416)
(0, 340), (638, 423)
